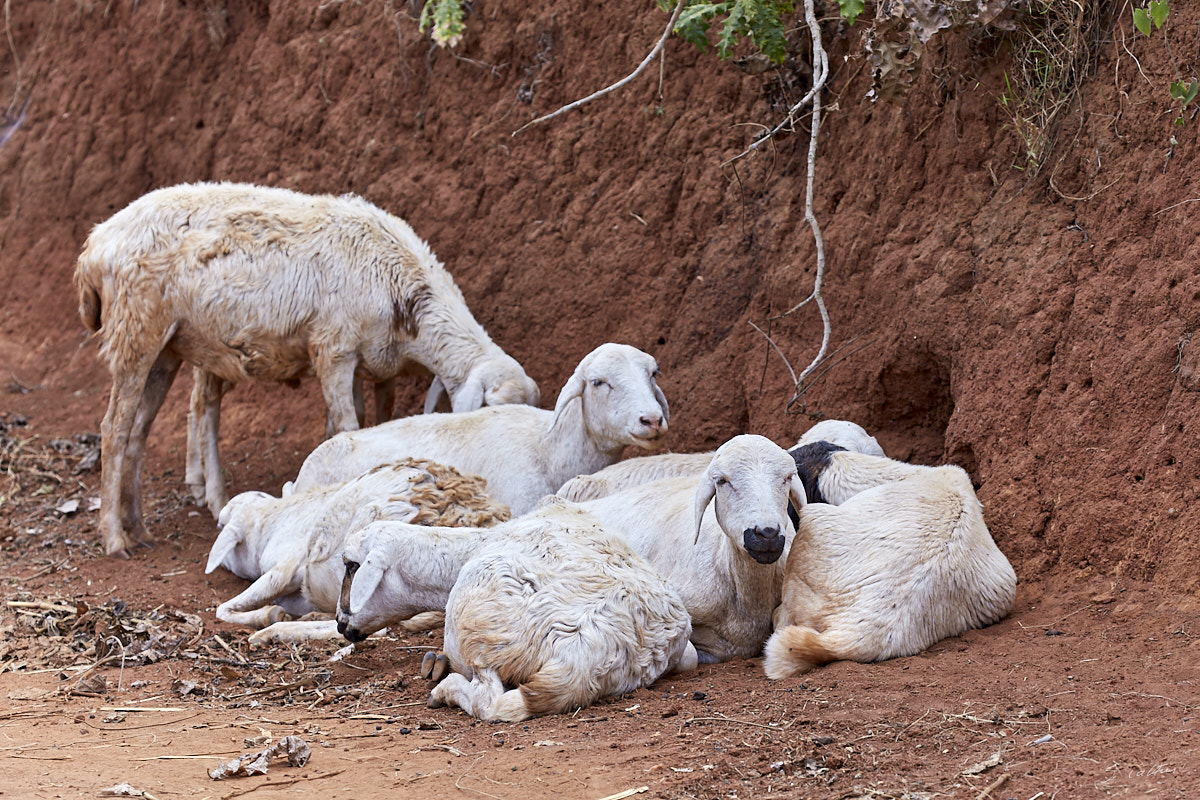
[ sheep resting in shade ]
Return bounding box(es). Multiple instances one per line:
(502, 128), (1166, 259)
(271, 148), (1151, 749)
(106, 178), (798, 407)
(764, 444), (1017, 678)
(336, 500), (697, 721)
(292, 342), (670, 515)
(205, 458), (509, 645)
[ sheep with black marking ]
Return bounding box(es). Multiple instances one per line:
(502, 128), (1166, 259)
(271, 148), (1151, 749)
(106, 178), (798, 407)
(557, 418), (884, 502)
(292, 343), (670, 515)
(764, 444), (1017, 678)
(75, 182), (537, 556)
(336, 500), (697, 722)
(573, 434), (807, 664)
(205, 458), (509, 645)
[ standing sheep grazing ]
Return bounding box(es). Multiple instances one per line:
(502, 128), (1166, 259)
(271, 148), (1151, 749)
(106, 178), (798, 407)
(556, 418), (884, 502)
(336, 500), (697, 722)
(764, 450), (1017, 679)
(574, 434), (808, 663)
(205, 459), (509, 644)
(292, 343), (670, 515)
(75, 182), (538, 556)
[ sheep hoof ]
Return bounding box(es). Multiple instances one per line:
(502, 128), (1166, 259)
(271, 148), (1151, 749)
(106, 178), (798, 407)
(420, 651), (449, 682)
(265, 606), (288, 626)
(187, 482), (206, 503)
(425, 693), (446, 709)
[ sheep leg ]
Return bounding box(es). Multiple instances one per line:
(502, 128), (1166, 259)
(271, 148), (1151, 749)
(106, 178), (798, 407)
(214, 565), (302, 628)
(373, 378), (396, 424)
(186, 368), (230, 517)
(98, 349), (178, 557)
(313, 352), (361, 436)
(120, 351), (182, 543)
(351, 375), (366, 430)
(427, 669), (528, 721)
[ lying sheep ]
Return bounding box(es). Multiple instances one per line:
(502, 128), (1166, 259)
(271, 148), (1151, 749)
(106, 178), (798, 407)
(573, 434), (807, 663)
(75, 182), (537, 556)
(764, 447), (1017, 678)
(336, 500), (697, 722)
(556, 418), (884, 502)
(205, 458), (509, 644)
(292, 343), (670, 515)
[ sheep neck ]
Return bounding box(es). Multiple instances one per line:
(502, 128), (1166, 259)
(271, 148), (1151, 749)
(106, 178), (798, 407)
(392, 527), (493, 614)
(541, 397), (626, 487)
(406, 273), (499, 394)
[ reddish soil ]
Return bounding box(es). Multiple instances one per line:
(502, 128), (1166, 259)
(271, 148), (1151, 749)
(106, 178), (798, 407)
(2, 1), (1199, 798)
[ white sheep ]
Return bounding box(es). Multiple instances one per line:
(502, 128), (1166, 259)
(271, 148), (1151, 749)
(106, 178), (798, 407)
(292, 343), (670, 515)
(74, 181), (538, 556)
(573, 434), (807, 664)
(205, 458), (510, 644)
(764, 448), (1017, 678)
(556, 418), (884, 502)
(336, 500), (697, 722)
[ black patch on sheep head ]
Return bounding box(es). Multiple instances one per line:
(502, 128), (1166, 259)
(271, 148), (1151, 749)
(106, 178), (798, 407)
(743, 526), (785, 564)
(786, 441), (848, 524)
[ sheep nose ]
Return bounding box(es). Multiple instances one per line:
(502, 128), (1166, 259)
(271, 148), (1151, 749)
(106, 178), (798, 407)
(640, 414), (663, 433)
(742, 526), (785, 565)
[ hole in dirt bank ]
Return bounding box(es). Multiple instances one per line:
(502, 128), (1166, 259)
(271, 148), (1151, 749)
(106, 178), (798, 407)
(874, 348), (954, 465)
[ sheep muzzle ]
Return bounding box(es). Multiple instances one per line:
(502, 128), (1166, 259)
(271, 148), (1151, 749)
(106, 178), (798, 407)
(337, 618), (370, 643)
(742, 527), (784, 564)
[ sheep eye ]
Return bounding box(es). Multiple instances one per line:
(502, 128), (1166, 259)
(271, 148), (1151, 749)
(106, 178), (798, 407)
(715, 477), (728, 486)
(590, 378), (607, 388)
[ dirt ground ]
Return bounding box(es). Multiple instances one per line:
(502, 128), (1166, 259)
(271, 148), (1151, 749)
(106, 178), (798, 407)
(3, 1), (1200, 797)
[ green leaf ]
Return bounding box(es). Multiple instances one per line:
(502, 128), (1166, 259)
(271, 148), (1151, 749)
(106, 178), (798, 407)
(836, 0), (865, 25)
(674, 2), (728, 53)
(1170, 79), (1199, 106)
(1149, 0), (1169, 29)
(1132, 7), (1151, 36)
(419, 0), (465, 48)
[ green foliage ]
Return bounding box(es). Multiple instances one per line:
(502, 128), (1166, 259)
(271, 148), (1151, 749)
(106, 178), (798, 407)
(419, 0), (465, 48)
(835, 0), (865, 26)
(660, 0), (794, 63)
(1170, 79), (1199, 125)
(1132, 1), (1197, 126)
(658, 0), (864, 64)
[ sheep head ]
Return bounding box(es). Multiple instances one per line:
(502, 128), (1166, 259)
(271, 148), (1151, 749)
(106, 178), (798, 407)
(693, 434), (807, 565)
(548, 343), (669, 449)
(425, 355), (541, 413)
(794, 419), (885, 457)
(205, 490), (274, 577)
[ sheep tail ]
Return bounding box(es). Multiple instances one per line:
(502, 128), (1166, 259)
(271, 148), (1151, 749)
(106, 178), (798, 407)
(763, 625), (842, 680)
(74, 264), (103, 333)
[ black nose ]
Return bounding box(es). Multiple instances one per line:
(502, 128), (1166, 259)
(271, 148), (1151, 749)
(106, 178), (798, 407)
(743, 527), (784, 565)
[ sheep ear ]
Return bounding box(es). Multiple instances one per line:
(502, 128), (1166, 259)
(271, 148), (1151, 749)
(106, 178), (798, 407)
(423, 377), (448, 414)
(451, 369), (485, 412)
(205, 525), (242, 574)
(692, 476), (716, 545)
(548, 370), (586, 433)
(652, 381), (670, 427)
(787, 474), (808, 523)
(349, 559), (385, 615)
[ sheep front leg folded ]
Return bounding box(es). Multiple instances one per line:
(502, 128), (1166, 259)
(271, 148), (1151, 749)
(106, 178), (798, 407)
(213, 566), (299, 628)
(426, 669), (529, 722)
